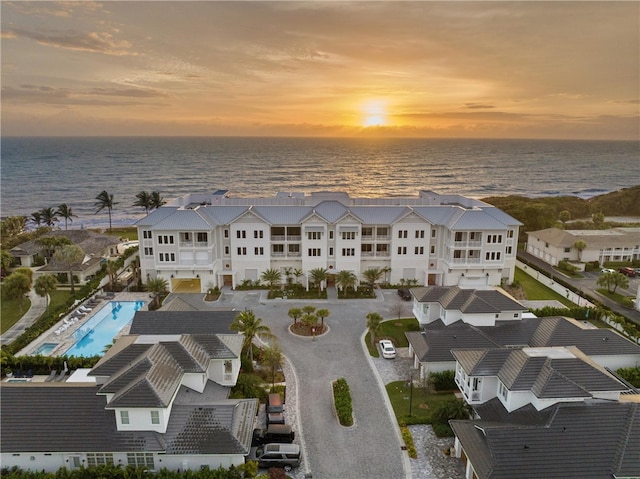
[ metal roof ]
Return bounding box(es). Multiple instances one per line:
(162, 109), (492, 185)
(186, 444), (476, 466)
(129, 311), (237, 335)
(197, 205), (249, 225)
(449, 209), (512, 231)
(313, 200), (349, 223)
(152, 209), (214, 231)
(251, 205), (313, 225)
(348, 206), (410, 225)
(135, 207), (179, 226)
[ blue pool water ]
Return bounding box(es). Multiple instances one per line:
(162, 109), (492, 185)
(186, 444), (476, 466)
(33, 343), (58, 355)
(64, 301), (145, 357)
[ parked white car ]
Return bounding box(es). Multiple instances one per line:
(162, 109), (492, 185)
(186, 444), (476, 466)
(379, 339), (397, 359)
(601, 268), (616, 274)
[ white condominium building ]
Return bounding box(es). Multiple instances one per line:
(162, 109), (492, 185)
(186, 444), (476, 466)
(136, 190), (521, 292)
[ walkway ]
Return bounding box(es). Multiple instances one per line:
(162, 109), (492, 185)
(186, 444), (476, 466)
(1, 289), (47, 347)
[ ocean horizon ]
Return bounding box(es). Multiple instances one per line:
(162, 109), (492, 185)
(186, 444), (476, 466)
(2, 136), (638, 230)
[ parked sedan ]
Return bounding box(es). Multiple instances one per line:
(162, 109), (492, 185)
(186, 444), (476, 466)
(397, 288), (412, 301)
(379, 339), (397, 359)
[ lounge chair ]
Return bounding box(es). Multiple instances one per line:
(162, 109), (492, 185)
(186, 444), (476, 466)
(79, 306), (92, 312)
(44, 370), (57, 382)
(54, 371), (67, 382)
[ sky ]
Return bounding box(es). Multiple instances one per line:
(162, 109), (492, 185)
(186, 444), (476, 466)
(1, 1), (639, 139)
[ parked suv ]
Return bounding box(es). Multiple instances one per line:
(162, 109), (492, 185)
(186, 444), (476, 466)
(618, 267), (637, 277)
(249, 443), (301, 472)
(397, 288), (412, 301)
(252, 424), (295, 447)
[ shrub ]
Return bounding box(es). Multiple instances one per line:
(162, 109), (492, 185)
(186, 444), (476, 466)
(616, 366), (640, 387)
(432, 422), (454, 437)
(400, 426), (417, 459)
(428, 370), (456, 391)
(332, 377), (353, 426)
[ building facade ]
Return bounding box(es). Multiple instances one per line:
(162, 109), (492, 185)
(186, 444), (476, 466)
(136, 190), (522, 292)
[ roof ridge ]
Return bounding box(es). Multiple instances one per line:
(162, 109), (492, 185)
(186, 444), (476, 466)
(612, 403), (638, 474)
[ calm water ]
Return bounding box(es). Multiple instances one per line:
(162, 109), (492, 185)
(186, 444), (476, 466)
(1, 137), (638, 229)
(64, 301), (145, 357)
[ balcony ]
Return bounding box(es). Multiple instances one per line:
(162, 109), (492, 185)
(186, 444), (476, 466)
(195, 241), (208, 247)
(180, 241), (194, 247)
(271, 235), (301, 242)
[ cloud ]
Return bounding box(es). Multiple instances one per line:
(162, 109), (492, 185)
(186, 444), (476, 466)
(464, 103), (496, 110)
(4, 27), (135, 56)
(2, 84), (165, 106)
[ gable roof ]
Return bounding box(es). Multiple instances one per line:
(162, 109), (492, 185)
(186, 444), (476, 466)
(450, 401), (640, 479)
(0, 384), (164, 453)
(412, 286), (527, 314)
(128, 310), (237, 335)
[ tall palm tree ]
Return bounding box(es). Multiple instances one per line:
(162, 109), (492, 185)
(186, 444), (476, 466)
(366, 312), (383, 347)
(94, 190), (117, 232)
(56, 204), (77, 230)
(230, 310), (275, 362)
(262, 343), (283, 389)
(105, 261), (119, 291)
(40, 207), (58, 227)
(293, 268), (304, 285)
(573, 240), (587, 262)
(309, 267), (329, 296)
(150, 191), (167, 210)
(133, 191), (152, 214)
(29, 211), (43, 228)
(53, 244), (84, 294)
(316, 308), (330, 329)
(261, 268), (282, 290)
(363, 267), (385, 292)
(34, 274), (58, 310)
(335, 270), (357, 298)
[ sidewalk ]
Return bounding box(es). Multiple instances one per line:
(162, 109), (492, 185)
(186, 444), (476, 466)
(1, 289), (48, 346)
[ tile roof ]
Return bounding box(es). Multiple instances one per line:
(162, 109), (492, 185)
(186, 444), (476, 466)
(129, 310), (237, 335)
(412, 286), (527, 314)
(450, 401), (640, 479)
(0, 384), (164, 453)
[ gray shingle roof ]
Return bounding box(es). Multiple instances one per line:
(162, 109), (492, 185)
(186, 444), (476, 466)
(412, 286), (527, 314)
(129, 310), (237, 335)
(0, 385), (164, 453)
(450, 401), (640, 479)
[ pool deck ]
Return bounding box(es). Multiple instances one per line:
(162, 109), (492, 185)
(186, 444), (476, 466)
(18, 292), (150, 358)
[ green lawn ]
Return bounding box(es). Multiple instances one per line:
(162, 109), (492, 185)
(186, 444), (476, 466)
(365, 317), (420, 357)
(514, 267), (575, 308)
(0, 294), (31, 334)
(386, 380), (456, 422)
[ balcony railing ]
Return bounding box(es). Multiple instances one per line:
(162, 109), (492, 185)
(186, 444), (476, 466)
(180, 241), (194, 247)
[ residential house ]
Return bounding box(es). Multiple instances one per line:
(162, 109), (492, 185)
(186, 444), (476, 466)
(526, 227), (640, 267)
(0, 310), (259, 472)
(136, 190), (521, 292)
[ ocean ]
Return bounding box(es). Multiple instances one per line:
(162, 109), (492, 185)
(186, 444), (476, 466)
(1, 137), (638, 229)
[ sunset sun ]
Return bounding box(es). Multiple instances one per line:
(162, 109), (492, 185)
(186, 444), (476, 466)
(361, 100), (388, 127)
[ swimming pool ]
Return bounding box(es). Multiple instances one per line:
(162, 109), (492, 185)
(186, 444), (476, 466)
(64, 301), (145, 357)
(33, 343), (58, 355)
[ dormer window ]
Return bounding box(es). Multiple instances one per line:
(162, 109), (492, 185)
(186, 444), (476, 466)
(150, 410), (160, 425)
(120, 410), (130, 425)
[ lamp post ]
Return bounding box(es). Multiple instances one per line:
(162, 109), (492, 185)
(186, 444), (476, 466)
(408, 371), (414, 417)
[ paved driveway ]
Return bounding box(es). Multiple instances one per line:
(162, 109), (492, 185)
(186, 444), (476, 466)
(220, 289), (410, 479)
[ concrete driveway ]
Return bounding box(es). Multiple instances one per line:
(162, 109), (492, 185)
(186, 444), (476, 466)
(219, 289), (411, 479)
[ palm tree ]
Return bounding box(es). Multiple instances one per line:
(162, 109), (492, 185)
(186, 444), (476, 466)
(94, 190), (117, 232)
(34, 274), (58, 310)
(573, 240), (587, 262)
(56, 204), (77, 230)
(335, 270), (357, 298)
(133, 191), (152, 214)
(366, 312), (383, 347)
(288, 307), (302, 326)
(262, 343), (283, 389)
(40, 207), (58, 227)
(105, 260), (119, 291)
(309, 267), (328, 296)
(37, 236), (72, 262)
(1, 249), (14, 275)
(293, 268), (304, 285)
(283, 267), (293, 285)
(53, 244), (84, 294)
(29, 211), (43, 228)
(150, 191), (167, 210)
(363, 267), (384, 292)
(230, 309), (275, 362)
(260, 268), (282, 291)
(147, 277), (169, 296)
(316, 308), (330, 330)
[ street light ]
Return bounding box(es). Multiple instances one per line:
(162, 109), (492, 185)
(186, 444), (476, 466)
(408, 371), (414, 417)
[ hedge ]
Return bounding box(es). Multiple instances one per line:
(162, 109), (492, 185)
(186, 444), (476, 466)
(332, 377), (353, 427)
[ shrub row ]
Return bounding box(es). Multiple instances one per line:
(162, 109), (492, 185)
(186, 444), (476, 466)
(400, 426), (418, 459)
(1, 354), (100, 377)
(428, 370), (456, 391)
(332, 377), (353, 427)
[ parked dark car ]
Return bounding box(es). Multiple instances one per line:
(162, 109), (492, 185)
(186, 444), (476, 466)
(618, 267), (636, 277)
(397, 288), (412, 301)
(252, 424), (296, 447)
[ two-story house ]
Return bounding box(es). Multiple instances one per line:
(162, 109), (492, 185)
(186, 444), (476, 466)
(136, 190), (522, 292)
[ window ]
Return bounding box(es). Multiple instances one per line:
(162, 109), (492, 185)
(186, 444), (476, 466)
(415, 246), (424, 255)
(308, 231), (322, 240)
(197, 232), (208, 243)
(564, 247), (571, 253)
(225, 360), (232, 374)
(288, 244), (300, 254)
(470, 232), (481, 240)
(273, 244), (284, 254)
(487, 234), (503, 244)
(499, 382), (509, 400)
(254, 230), (263, 239)
(254, 247), (264, 255)
(377, 227), (388, 237)
(430, 245), (435, 254)
(431, 229), (436, 238)
(329, 247), (334, 256)
(362, 227), (373, 237)
(415, 230), (425, 239)
(454, 250), (463, 258)
(485, 252), (501, 261)
(361, 244), (373, 253)
(159, 252), (175, 262)
(455, 232), (463, 241)
(398, 230), (408, 238)
(342, 248), (355, 256)
(143, 230), (152, 239)
(224, 246), (230, 255)
(237, 247), (247, 255)
(236, 230), (247, 239)
(341, 231), (356, 240)
(127, 453), (154, 468)
(181, 232), (191, 242)
(87, 453), (114, 466)
(157, 235), (174, 244)
(120, 411), (129, 425)
(329, 230), (334, 239)
(506, 246), (512, 255)
(397, 246), (407, 255)
(308, 248), (321, 257)
(224, 229), (229, 238)
(507, 230), (514, 238)
(150, 411), (160, 425)
(144, 247), (153, 256)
